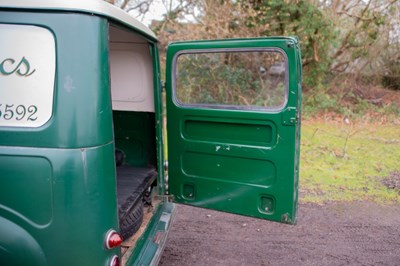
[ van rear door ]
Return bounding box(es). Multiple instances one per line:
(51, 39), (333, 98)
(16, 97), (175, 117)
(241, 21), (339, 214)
(165, 38), (302, 224)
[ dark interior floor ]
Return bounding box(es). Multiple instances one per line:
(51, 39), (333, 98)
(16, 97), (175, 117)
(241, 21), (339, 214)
(116, 166), (157, 215)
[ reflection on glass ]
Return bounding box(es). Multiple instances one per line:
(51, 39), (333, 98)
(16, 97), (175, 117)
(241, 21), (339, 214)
(176, 50), (287, 109)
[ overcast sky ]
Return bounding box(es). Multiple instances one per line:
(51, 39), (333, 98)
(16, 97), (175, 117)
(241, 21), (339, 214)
(127, 0), (173, 25)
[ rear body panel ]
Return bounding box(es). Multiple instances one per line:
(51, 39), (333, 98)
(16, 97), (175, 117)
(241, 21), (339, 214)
(0, 11), (113, 148)
(0, 11), (118, 265)
(0, 144), (117, 265)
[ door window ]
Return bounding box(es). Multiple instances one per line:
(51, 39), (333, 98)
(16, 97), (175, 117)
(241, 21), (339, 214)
(174, 49), (287, 110)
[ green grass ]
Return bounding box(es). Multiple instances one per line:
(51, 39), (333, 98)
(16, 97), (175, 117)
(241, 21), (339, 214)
(300, 120), (400, 204)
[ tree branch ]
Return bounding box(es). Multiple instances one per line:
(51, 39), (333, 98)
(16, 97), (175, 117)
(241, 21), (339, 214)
(336, 10), (376, 22)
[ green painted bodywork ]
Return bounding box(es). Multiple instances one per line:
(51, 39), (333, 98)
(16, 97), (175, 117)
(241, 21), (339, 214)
(166, 38), (302, 224)
(0, 11), (118, 265)
(150, 44), (167, 196)
(0, 144), (118, 265)
(0, 12), (113, 148)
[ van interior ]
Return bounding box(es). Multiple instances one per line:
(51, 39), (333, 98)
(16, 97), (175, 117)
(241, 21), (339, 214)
(109, 25), (158, 240)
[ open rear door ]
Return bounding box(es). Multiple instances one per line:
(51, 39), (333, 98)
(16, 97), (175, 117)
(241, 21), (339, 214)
(165, 38), (301, 224)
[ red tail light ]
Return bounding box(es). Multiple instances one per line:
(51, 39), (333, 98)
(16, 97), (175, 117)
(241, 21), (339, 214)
(110, 255), (119, 266)
(105, 230), (123, 249)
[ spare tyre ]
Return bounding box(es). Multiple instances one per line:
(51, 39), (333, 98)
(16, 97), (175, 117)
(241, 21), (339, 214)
(119, 199), (144, 240)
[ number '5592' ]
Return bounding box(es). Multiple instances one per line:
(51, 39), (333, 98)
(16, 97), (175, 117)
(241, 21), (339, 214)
(0, 104), (38, 121)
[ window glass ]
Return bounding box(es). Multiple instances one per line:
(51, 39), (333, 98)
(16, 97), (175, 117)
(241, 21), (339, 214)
(175, 49), (287, 109)
(0, 24), (55, 127)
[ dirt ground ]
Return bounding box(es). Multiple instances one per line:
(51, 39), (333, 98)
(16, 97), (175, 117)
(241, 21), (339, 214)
(159, 202), (400, 266)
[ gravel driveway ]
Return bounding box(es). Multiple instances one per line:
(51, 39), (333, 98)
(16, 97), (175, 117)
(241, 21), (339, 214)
(159, 202), (400, 266)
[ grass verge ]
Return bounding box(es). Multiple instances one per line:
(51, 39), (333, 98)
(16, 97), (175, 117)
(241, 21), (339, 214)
(300, 119), (400, 204)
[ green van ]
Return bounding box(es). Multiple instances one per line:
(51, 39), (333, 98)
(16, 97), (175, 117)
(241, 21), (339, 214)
(0, 0), (302, 265)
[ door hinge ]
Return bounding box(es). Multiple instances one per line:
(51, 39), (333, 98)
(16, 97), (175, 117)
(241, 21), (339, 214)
(164, 161), (169, 193)
(164, 174), (169, 193)
(282, 107), (298, 126)
(161, 80), (166, 92)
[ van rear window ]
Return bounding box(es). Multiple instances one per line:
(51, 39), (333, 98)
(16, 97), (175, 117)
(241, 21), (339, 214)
(174, 49), (288, 111)
(0, 24), (55, 128)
